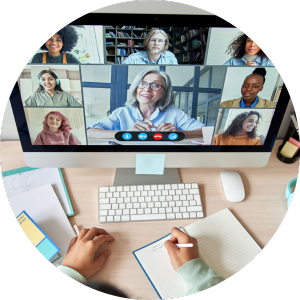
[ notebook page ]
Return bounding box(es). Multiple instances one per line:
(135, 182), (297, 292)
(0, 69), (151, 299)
(133, 234), (187, 299)
(2, 167), (72, 215)
(184, 208), (262, 279)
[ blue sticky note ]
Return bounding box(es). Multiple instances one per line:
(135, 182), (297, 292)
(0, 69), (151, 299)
(36, 238), (59, 261)
(136, 154), (165, 175)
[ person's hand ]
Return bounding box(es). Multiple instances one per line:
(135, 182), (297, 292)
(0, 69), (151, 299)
(128, 120), (154, 131)
(246, 61), (257, 66)
(61, 227), (115, 279)
(157, 123), (178, 132)
(164, 227), (199, 272)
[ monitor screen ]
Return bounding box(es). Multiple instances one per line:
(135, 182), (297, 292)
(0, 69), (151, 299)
(10, 13), (290, 158)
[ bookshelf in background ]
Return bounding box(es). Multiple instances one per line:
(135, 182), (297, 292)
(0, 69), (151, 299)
(103, 26), (175, 64)
(173, 27), (208, 64)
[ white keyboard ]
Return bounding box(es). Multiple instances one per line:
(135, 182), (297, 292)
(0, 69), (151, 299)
(98, 183), (204, 223)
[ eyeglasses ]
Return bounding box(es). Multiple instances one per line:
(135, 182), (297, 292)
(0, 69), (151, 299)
(149, 39), (165, 44)
(138, 80), (165, 91)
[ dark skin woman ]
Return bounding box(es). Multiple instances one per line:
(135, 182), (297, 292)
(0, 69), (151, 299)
(31, 26), (80, 64)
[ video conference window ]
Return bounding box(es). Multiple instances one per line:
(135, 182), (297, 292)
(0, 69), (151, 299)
(19, 65), (83, 107)
(213, 108), (274, 145)
(219, 67), (280, 108)
(83, 65), (226, 145)
(24, 108), (86, 145)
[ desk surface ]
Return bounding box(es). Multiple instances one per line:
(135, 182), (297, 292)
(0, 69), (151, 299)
(0, 140), (298, 299)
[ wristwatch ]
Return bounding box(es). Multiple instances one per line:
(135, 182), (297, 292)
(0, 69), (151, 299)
(285, 177), (297, 208)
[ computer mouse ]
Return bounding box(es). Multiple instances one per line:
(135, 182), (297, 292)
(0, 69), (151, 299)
(220, 171), (245, 202)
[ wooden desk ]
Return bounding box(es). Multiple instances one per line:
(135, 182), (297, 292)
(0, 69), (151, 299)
(0, 140), (298, 299)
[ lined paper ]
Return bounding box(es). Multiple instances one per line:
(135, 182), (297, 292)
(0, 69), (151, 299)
(133, 208), (262, 299)
(185, 209), (262, 278)
(134, 234), (187, 299)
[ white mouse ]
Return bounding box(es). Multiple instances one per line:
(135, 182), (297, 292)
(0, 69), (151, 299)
(220, 171), (245, 202)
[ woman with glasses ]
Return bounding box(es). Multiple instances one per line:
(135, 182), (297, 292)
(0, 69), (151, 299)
(87, 69), (204, 139)
(122, 29), (178, 64)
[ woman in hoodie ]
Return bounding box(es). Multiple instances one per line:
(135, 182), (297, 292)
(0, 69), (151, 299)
(34, 111), (81, 145)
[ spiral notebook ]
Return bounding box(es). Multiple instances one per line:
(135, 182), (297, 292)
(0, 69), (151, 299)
(133, 208), (262, 299)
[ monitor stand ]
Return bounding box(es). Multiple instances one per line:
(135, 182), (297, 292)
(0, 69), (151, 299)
(113, 168), (181, 186)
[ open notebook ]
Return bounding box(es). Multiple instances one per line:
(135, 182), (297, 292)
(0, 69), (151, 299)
(133, 208), (262, 299)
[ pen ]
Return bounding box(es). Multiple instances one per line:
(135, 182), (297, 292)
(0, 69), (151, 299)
(175, 243), (193, 248)
(74, 224), (80, 236)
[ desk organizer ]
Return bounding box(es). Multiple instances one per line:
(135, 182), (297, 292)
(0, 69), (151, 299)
(277, 145), (299, 164)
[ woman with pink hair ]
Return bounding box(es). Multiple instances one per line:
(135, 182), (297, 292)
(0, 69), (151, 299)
(34, 111), (81, 145)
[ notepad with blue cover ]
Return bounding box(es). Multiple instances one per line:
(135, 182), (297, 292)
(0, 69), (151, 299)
(133, 208), (262, 299)
(17, 211), (60, 261)
(2, 166), (74, 217)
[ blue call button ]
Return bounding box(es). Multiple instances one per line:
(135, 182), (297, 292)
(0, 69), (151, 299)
(122, 133), (132, 140)
(168, 133), (178, 140)
(138, 133), (148, 140)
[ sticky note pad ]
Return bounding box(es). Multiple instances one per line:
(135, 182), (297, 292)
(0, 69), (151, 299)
(17, 211), (60, 261)
(136, 154), (165, 175)
(280, 142), (298, 158)
(289, 137), (300, 155)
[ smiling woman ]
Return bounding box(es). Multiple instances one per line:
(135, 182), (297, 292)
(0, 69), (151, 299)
(31, 25), (80, 64)
(87, 69), (204, 139)
(24, 70), (82, 107)
(212, 111), (262, 145)
(223, 33), (274, 66)
(220, 68), (276, 108)
(34, 111), (81, 145)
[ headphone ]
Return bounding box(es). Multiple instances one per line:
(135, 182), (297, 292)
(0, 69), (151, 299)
(37, 71), (60, 86)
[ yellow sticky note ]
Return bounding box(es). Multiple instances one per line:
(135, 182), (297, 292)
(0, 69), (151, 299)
(280, 142), (298, 158)
(17, 212), (45, 246)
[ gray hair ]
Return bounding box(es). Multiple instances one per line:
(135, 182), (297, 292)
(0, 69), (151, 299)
(125, 69), (174, 111)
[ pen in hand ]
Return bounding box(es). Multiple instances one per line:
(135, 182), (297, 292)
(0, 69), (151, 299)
(175, 243), (193, 248)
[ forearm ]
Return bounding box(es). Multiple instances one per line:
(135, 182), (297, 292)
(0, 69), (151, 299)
(177, 258), (224, 295)
(182, 128), (203, 139)
(87, 128), (118, 139)
(58, 265), (87, 284)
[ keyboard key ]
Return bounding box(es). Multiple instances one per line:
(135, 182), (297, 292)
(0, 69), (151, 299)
(158, 185), (164, 190)
(122, 215), (130, 221)
(173, 207), (180, 213)
(99, 187), (109, 192)
(141, 203), (147, 208)
(182, 189), (189, 195)
(190, 200), (196, 206)
(189, 189), (199, 194)
(100, 198), (109, 204)
(120, 192), (126, 197)
(155, 202), (161, 208)
(138, 197), (145, 202)
(167, 213), (175, 219)
(190, 212), (196, 218)
(130, 186), (137, 191)
(131, 197), (137, 203)
(99, 193), (106, 199)
(126, 203), (133, 209)
(152, 208), (159, 214)
(159, 196), (166, 201)
(180, 207), (187, 212)
(110, 198), (117, 204)
(124, 186), (130, 191)
(162, 190), (168, 195)
(166, 207), (172, 213)
(151, 185), (157, 190)
(178, 184), (185, 189)
(172, 184), (178, 189)
(123, 209), (129, 215)
(169, 190), (175, 195)
(169, 201), (175, 207)
(113, 192), (120, 198)
(187, 206), (203, 212)
(144, 185), (150, 190)
(137, 185), (144, 191)
(117, 186), (123, 192)
(175, 201), (183, 207)
(99, 216), (106, 222)
(109, 210), (115, 215)
(159, 208), (166, 213)
(141, 191), (148, 196)
(124, 198), (130, 203)
(119, 204), (125, 209)
(187, 195), (193, 200)
(185, 184), (191, 189)
(166, 196), (172, 201)
(145, 197), (151, 202)
(176, 190), (182, 195)
(183, 201), (189, 206)
(134, 191), (141, 197)
(133, 203), (140, 208)
(112, 204), (118, 209)
(152, 196), (159, 202)
(131, 214), (166, 221)
(107, 216), (114, 222)
(197, 212), (204, 218)
(148, 202), (154, 208)
(100, 210), (108, 216)
(176, 213), (183, 218)
(148, 191), (155, 196)
(165, 184), (171, 190)
(130, 209), (137, 215)
(145, 208), (151, 214)
(100, 204), (111, 210)
(183, 212), (189, 218)
(107, 192), (113, 198)
(162, 202), (168, 207)
(173, 195), (180, 201)
(180, 195), (187, 201)
(155, 190), (162, 196)
(114, 216), (121, 222)
(137, 209), (144, 214)
(109, 187), (116, 192)
(116, 210), (122, 215)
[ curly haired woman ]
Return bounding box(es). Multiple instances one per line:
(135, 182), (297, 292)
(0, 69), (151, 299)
(31, 25), (80, 64)
(34, 111), (81, 145)
(224, 33), (274, 66)
(212, 111), (262, 145)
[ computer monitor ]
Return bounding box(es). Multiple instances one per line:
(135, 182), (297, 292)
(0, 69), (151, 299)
(10, 13), (290, 169)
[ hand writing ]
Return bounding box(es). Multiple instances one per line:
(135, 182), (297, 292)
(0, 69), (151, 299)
(164, 227), (199, 271)
(61, 227), (115, 278)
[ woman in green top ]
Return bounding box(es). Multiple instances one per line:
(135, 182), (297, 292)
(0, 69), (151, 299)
(24, 70), (82, 107)
(31, 26), (80, 64)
